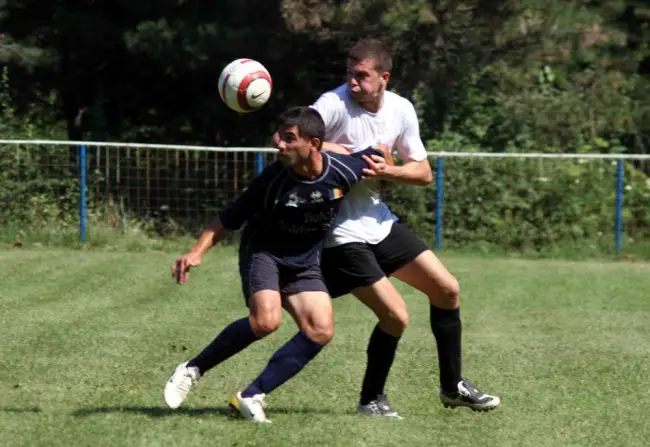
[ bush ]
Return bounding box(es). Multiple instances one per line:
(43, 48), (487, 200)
(382, 135), (650, 256)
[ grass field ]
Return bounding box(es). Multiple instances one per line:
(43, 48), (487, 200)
(1, 246), (649, 446)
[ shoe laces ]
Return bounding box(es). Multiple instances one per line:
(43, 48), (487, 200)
(175, 371), (197, 393)
(251, 393), (268, 409)
(460, 380), (483, 397)
(376, 394), (393, 411)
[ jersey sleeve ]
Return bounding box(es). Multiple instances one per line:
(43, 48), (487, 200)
(327, 147), (384, 191)
(218, 163), (278, 230)
(311, 91), (343, 136)
(394, 101), (428, 162)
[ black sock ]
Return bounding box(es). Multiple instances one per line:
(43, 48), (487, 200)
(187, 317), (259, 375)
(241, 331), (324, 397)
(359, 324), (401, 405)
(429, 305), (462, 393)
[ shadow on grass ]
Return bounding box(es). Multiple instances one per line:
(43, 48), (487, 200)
(0, 407), (42, 413)
(73, 406), (231, 418)
(72, 405), (339, 418)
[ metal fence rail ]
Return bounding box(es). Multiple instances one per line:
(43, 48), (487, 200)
(2, 140), (650, 256)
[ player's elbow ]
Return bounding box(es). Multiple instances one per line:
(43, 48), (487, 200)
(417, 167), (433, 185)
(409, 160), (433, 185)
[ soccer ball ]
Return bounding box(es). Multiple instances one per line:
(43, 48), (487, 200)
(218, 58), (273, 113)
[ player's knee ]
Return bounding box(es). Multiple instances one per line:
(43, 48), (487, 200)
(447, 276), (461, 301)
(303, 319), (334, 345)
(379, 306), (409, 336)
(436, 276), (460, 308)
(249, 312), (282, 338)
(395, 307), (410, 332)
(309, 326), (334, 346)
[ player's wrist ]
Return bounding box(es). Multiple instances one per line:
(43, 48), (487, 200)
(187, 250), (203, 260)
(189, 243), (209, 258)
(381, 164), (397, 178)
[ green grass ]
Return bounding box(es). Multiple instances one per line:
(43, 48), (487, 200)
(4, 218), (650, 262)
(1, 247), (649, 446)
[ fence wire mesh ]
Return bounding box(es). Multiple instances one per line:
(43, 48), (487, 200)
(2, 141), (649, 257)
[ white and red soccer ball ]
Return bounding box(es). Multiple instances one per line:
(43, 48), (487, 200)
(218, 58), (272, 113)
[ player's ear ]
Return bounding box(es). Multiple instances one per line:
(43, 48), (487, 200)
(311, 137), (322, 151)
(271, 131), (281, 148)
(381, 71), (390, 85)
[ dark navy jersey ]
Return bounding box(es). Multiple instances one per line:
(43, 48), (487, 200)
(219, 147), (383, 268)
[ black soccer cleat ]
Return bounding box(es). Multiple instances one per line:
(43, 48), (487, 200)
(357, 394), (403, 419)
(440, 379), (500, 411)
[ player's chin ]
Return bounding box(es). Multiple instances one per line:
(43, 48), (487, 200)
(349, 91), (368, 103)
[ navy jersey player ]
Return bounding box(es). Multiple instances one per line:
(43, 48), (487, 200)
(163, 106), (385, 423)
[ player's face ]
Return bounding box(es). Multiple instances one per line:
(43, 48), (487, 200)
(346, 58), (389, 105)
(274, 125), (318, 167)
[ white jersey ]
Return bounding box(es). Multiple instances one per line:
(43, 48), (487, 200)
(311, 84), (427, 247)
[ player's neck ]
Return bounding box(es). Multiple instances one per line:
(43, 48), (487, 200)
(292, 151), (324, 179)
(359, 93), (384, 113)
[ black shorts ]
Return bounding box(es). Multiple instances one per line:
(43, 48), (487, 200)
(320, 222), (429, 298)
(239, 252), (328, 306)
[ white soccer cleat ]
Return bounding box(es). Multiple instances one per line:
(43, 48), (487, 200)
(229, 392), (271, 423)
(440, 379), (500, 411)
(356, 394), (403, 419)
(164, 361), (200, 409)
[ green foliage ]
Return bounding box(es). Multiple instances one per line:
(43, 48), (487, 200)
(0, 142), (76, 230)
(0, 0), (647, 148)
(0, 0), (649, 258)
(0, 66), (66, 139)
(0, 66), (71, 232)
(383, 135), (650, 256)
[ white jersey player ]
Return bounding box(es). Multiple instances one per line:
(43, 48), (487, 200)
(312, 38), (501, 418)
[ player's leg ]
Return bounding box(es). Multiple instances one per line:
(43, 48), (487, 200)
(237, 291), (332, 400)
(380, 223), (500, 411)
(164, 253), (283, 409)
(229, 267), (332, 422)
(185, 289), (283, 371)
(321, 243), (406, 418)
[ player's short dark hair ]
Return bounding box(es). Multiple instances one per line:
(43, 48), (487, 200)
(347, 38), (392, 73)
(278, 106), (325, 149)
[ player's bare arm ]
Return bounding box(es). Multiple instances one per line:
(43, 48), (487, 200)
(172, 217), (227, 284)
(361, 154), (432, 186)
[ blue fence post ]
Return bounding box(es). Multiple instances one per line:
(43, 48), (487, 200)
(79, 144), (87, 244)
(256, 152), (264, 176)
(435, 157), (444, 251)
(614, 159), (624, 256)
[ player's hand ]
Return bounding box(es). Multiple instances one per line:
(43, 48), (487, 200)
(361, 154), (391, 179)
(374, 144), (394, 165)
(171, 252), (202, 285)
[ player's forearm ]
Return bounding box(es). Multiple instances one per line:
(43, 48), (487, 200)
(382, 162), (433, 186)
(189, 218), (227, 256)
(321, 142), (350, 154)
